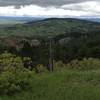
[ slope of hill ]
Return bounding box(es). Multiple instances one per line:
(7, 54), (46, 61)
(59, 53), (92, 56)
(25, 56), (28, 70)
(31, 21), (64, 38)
(2, 68), (100, 100)
(0, 18), (100, 37)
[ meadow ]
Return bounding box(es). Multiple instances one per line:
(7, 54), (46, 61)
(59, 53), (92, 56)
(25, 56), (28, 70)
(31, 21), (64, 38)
(1, 68), (100, 100)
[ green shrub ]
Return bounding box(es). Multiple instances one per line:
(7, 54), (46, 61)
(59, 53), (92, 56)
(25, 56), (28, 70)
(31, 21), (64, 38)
(67, 58), (100, 70)
(54, 61), (65, 71)
(0, 52), (33, 95)
(35, 64), (48, 73)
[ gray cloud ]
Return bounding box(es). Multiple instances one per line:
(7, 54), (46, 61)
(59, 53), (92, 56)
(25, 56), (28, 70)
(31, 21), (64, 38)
(0, 1), (99, 17)
(0, 0), (99, 17)
(0, 0), (97, 6)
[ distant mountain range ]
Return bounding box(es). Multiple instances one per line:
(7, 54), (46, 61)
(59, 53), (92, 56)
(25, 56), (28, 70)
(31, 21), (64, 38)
(0, 16), (100, 26)
(84, 18), (100, 23)
(0, 16), (44, 25)
(76, 17), (100, 23)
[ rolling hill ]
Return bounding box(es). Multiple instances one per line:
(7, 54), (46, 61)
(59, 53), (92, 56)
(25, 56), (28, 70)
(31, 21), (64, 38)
(0, 18), (100, 37)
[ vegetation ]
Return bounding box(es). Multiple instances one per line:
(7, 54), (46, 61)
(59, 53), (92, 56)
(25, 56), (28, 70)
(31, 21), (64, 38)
(1, 18), (100, 99)
(1, 57), (100, 99)
(66, 58), (100, 70)
(0, 18), (100, 66)
(0, 18), (100, 37)
(0, 52), (33, 95)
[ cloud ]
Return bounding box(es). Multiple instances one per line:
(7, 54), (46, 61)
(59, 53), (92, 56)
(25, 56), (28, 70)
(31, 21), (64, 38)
(0, 1), (100, 17)
(0, 0), (93, 6)
(62, 1), (100, 13)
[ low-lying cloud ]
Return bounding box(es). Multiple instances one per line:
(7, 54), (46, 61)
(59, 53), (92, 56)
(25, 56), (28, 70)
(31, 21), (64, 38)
(0, 1), (100, 17)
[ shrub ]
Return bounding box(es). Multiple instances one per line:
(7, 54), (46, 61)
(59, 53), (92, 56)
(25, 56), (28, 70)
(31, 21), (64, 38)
(54, 61), (65, 71)
(0, 52), (33, 95)
(66, 58), (100, 70)
(23, 57), (33, 69)
(35, 64), (48, 73)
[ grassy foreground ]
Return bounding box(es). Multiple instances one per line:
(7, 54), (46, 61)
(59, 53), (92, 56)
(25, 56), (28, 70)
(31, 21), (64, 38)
(1, 69), (100, 100)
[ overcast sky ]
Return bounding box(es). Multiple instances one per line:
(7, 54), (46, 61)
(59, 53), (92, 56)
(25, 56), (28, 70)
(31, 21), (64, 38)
(0, 0), (100, 17)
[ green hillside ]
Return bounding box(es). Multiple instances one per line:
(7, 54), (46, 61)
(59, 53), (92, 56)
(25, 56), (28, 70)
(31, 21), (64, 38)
(2, 67), (100, 100)
(0, 18), (100, 37)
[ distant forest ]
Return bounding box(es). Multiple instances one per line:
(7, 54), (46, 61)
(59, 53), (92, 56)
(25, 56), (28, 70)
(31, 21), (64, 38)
(0, 18), (100, 68)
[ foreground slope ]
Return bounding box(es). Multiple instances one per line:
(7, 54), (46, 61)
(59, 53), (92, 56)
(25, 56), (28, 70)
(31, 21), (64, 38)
(1, 69), (100, 100)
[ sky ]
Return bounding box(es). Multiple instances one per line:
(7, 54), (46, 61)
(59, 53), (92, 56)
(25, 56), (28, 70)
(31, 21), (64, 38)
(0, 0), (100, 17)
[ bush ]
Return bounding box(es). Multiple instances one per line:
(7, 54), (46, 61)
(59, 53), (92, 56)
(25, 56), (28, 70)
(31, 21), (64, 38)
(54, 61), (65, 71)
(35, 64), (48, 73)
(66, 58), (100, 70)
(0, 52), (33, 95)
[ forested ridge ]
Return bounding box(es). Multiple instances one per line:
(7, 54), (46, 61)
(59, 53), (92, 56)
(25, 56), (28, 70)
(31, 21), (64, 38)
(0, 18), (100, 65)
(0, 18), (100, 37)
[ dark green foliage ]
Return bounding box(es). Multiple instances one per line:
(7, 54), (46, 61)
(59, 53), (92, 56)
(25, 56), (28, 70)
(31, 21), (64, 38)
(0, 18), (100, 67)
(54, 31), (100, 63)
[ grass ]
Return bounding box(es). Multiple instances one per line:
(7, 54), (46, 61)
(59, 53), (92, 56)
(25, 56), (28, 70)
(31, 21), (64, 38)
(1, 69), (100, 100)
